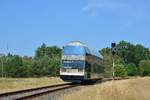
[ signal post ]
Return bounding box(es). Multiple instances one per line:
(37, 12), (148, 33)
(111, 43), (116, 80)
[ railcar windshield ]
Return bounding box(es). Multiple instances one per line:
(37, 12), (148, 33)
(63, 46), (85, 55)
(62, 60), (84, 68)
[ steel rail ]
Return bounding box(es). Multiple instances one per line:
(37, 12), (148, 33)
(15, 84), (80, 100)
(0, 83), (72, 97)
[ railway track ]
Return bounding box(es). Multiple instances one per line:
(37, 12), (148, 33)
(0, 83), (80, 100)
(0, 78), (129, 100)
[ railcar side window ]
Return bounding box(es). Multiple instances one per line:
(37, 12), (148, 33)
(62, 60), (84, 68)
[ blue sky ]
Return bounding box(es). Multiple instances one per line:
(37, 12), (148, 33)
(0, 0), (150, 56)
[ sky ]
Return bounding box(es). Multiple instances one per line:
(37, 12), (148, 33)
(0, 0), (150, 56)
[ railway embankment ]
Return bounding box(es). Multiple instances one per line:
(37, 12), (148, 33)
(0, 77), (64, 93)
(1, 77), (150, 100)
(59, 77), (150, 100)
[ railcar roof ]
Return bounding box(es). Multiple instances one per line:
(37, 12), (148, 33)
(64, 41), (102, 58)
(65, 41), (88, 47)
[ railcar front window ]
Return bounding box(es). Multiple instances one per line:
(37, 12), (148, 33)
(63, 46), (85, 55)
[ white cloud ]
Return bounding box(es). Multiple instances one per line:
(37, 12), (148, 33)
(82, 1), (129, 11)
(81, 0), (149, 18)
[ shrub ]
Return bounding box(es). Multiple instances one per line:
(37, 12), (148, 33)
(139, 60), (150, 76)
(115, 64), (127, 77)
(126, 63), (137, 76)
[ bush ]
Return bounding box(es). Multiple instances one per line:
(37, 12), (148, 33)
(115, 64), (127, 77)
(139, 60), (150, 76)
(126, 63), (137, 76)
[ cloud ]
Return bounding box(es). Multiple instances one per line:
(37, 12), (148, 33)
(82, 1), (129, 11)
(81, 0), (149, 18)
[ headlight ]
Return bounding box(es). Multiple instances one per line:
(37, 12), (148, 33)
(78, 69), (83, 72)
(61, 68), (66, 72)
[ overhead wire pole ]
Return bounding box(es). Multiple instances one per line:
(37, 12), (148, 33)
(1, 56), (4, 78)
(0, 41), (4, 78)
(6, 42), (9, 77)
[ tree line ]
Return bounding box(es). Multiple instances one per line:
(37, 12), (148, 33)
(0, 41), (150, 78)
(0, 43), (61, 77)
(100, 41), (150, 77)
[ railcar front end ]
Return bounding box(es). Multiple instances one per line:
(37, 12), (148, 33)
(60, 43), (86, 83)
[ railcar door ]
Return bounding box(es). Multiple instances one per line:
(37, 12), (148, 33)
(85, 62), (91, 79)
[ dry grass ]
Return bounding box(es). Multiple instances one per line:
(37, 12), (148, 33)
(59, 77), (150, 100)
(0, 77), (64, 93)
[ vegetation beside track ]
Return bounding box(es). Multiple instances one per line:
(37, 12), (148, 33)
(59, 77), (150, 100)
(0, 40), (150, 78)
(0, 77), (64, 93)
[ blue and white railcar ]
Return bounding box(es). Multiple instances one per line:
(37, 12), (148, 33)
(60, 41), (104, 83)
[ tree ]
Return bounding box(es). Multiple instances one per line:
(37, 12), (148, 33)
(2, 55), (25, 77)
(133, 45), (150, 65)
(99, 40), (150, 77)
(126, 63), (137, 76)
(139, 60), (150, 76)
(35, 43), (47, 59)
(116, 41), (135, 65)
(22, 56), (34, 77)
(114, 64), (127, 77)
(33, 43), (61, 77)
(0, 43), (62, 78)
(99, 48), (112, 77)
(35, 43), (61, 59)
(48, 56), (60, 76)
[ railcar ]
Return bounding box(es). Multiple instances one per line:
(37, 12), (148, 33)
(60, 41), (104, 83)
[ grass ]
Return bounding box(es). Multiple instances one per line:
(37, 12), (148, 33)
(59, 77), (150, 100)
(0, 77), (64, 93)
